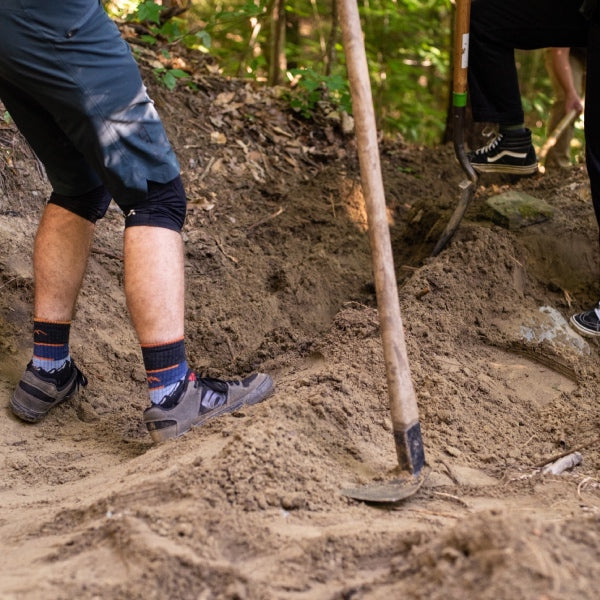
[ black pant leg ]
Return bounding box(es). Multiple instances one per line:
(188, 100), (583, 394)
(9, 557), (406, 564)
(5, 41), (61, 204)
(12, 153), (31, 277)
(469, 0), (588, 123)
(585, 21), (600, 236)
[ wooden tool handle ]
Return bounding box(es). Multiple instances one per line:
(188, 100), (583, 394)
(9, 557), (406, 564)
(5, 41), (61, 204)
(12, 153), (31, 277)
(338, 0), (424, 475)
(453, 0), (472, 100)
(539, 108), (579, 162)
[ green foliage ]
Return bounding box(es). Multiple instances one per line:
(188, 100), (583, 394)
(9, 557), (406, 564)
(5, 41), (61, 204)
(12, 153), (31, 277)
(124, 1), (206, 89)
(154, 66), (194, 90)
(187, 0), (453, 144)
(127, 0), (212, 49)
(287, 68), (352, 118)
(135, 0), (162, 24)
(356, 0), (452, 144)
(148, 48), (196, 90)
(110, 0), (584, 158)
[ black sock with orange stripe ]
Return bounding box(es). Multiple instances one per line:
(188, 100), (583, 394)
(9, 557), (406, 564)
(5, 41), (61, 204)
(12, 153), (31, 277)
(32, 319), (70, 373)
(141, 338), (189, 405)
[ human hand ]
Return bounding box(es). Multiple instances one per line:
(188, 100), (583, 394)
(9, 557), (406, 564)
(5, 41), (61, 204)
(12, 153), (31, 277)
(565, 93), (584, 115)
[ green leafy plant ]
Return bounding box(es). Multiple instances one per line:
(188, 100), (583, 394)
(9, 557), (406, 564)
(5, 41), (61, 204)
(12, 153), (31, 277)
(153, 66), (192, 90)
(128, 0), (211, 49)
(150, 49), (195, 90)
(287, 68), (352, 118)
(109, 0), (578, 152)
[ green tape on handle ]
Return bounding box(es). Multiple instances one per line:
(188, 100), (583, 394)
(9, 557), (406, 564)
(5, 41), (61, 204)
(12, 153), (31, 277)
(453, 92), (467, 108)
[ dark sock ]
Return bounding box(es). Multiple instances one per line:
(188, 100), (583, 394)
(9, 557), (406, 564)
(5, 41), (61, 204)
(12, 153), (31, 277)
(499, 123), (526, 134)
(32, 319), (70, 372)
(141, 338), (189, 405)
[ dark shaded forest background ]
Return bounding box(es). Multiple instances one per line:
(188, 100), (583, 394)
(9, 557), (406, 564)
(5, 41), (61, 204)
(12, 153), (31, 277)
(101, 0), (584, 160)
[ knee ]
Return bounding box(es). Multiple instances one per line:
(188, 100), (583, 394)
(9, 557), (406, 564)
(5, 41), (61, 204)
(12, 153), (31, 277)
(123, 175), (187, 232)
(48, 185), (112, 223)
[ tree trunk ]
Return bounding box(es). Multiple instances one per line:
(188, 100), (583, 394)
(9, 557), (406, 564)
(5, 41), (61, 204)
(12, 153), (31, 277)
(268, 0), (287, 86)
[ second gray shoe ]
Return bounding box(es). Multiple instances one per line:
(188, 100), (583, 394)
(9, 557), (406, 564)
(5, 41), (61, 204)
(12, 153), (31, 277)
(143, 369), (274, 442)
(11, 360), (88, 423)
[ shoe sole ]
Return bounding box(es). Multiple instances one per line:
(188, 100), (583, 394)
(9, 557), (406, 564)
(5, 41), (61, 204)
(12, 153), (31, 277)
(10, 394), (71, 423)
(570, 315), (600, 338)
(10, 372), (81, 423)
(472, 163), (538, 175)
(148, 376), (275, 443)
(10, 398), (45, 423)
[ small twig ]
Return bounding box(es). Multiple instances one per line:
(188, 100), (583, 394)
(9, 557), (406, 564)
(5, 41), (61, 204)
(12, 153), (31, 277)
(521, 434), (538, 449)
(401, 508), (461, 519)
(431, 491), (470, 507)
(534, 437), (600, 468)
(214, 237), (238, 264)
(509, 254), (523, 268)
(247, 206), (284, 232)
(198, 156), (216, 183)
(577, 477), (600, 513)
(0, 276), (18, 290)
(271, 126), (294, 138)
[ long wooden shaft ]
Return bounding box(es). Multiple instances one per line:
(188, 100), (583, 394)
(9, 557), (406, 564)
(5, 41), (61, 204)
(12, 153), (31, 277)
(338, 0), (424, 475)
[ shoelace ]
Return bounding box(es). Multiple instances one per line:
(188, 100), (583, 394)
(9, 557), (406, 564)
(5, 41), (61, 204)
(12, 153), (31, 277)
(194, 375), (228, 408)
(32, 361), (87, 388)
(474, 133), (503, 156)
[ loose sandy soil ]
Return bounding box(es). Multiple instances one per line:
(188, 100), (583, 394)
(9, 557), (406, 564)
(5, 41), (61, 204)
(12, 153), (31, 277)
(1, 57), (599, 600)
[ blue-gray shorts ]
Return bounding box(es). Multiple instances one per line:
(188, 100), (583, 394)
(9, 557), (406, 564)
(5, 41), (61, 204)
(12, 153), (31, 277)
(0, 0), (185, 229)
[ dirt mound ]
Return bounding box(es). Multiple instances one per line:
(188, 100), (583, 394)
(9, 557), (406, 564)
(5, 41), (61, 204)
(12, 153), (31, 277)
(1, 63), (599, 600)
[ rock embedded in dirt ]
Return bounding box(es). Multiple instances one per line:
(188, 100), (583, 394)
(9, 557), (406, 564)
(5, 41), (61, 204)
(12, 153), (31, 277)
(484, 190), (554, 229)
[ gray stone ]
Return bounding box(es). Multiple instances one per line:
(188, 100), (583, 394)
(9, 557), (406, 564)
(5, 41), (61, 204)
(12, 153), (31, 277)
(520, 305), (590, 356)
(484, 190), (554, 229)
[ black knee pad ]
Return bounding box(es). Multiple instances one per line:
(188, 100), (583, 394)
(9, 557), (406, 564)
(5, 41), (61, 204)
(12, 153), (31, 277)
(123, 175), (187, 232)
(48, 185), (112, 223)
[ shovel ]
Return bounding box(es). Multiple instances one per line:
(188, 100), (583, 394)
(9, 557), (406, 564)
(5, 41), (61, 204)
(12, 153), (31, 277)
(432, 0), (477, 256)
(337, 0), (426, 503)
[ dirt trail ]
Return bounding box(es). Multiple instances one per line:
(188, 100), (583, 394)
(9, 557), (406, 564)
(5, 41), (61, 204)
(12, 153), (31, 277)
(0, 66), (599, 599)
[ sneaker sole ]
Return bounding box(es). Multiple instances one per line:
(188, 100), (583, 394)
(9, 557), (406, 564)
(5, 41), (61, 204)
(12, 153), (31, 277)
(472, 163), (538, 175)
(570, 315), (600, 338)
(148, 376), (275, 443)
(10, 394), (68, 423)
(10, 396), (44, 422)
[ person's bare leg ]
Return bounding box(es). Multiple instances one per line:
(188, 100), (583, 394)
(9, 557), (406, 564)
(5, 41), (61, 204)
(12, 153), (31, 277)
(10, 204), (93, 423)
(34, 204), (94, 321)
(123, 226), (184, 345)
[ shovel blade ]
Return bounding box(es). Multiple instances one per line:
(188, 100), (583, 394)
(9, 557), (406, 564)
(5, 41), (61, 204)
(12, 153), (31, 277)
(341, 469), (428, 503)
(432, 179), (474, 256)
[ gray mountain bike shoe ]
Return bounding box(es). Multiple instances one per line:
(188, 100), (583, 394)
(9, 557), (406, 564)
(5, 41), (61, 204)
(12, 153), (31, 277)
(11, 360), (88, 423)
(143, 369), (274, 442)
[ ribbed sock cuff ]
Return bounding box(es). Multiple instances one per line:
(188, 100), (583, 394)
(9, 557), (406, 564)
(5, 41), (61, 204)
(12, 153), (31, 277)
(32, 319), (70, 371)
(141, 339), (188, 404)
